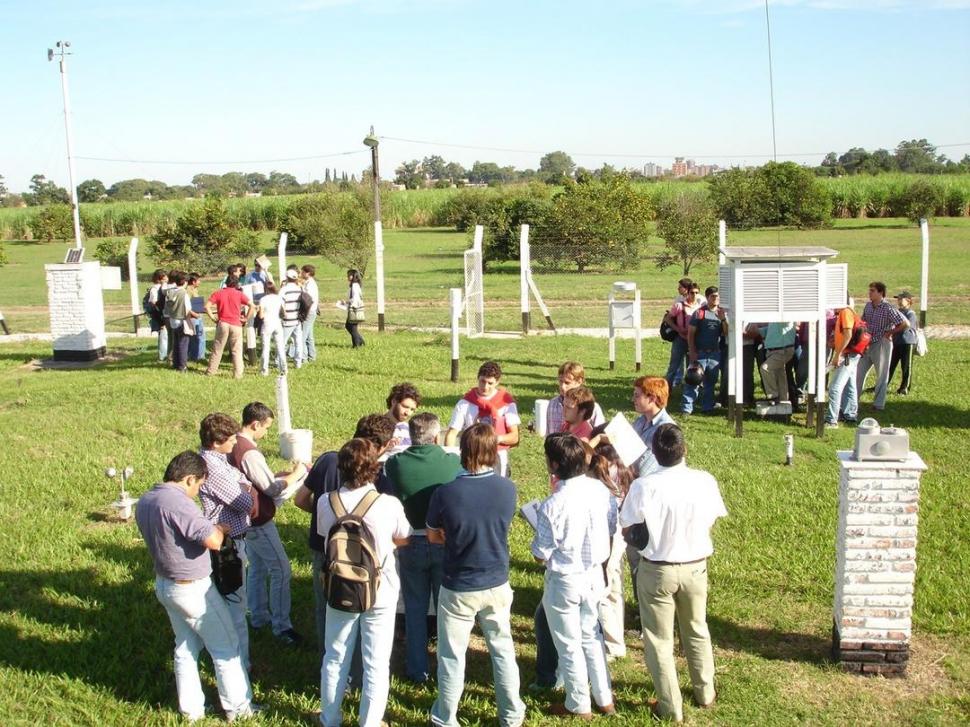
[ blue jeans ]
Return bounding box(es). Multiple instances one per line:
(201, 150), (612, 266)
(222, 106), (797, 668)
(303, 310), (318, 362)
(398, 535), (444, 681)
(154, 576), (253, 721)
(826, 354), (860, 424)
(682, 352), (721, 414)
(246, 521), (293, 635)
(282, 323), (305, 367)
(542, 569), (613, 714)
(664, 335), (689, 388)
(157, 326), (169, 361)
(190, 318), (206, 361)
(431, 583), (525, 727)
(320, 602), (396, 727)
(533, 601), (559, 687)
(313, 549), (363, 681)
(227, 539), (250, 672)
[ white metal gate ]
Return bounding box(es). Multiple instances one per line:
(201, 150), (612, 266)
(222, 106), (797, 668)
(463, 248), (484, 337)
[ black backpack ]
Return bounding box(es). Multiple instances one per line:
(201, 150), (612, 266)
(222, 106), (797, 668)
(323, 490), (383, 613)
(210, 535), (244, 596)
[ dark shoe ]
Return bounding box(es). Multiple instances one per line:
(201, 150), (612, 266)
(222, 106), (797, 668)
(595, 702), (617, 715)
(547, 703), (593, 720)
(843, 417), (858, 424)
(897, 388), (908, 395)
(275, 628), (303, 646)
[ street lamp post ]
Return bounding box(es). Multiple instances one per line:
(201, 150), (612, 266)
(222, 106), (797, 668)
(48, 41), (83, 250)
(363, 127), (385, 331)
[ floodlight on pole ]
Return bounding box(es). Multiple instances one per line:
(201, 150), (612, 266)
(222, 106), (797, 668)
(48, 40), (83, 250)
(364, 125), (385, 331)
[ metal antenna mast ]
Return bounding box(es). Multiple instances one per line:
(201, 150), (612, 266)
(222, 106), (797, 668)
(48, 40), (83, 249)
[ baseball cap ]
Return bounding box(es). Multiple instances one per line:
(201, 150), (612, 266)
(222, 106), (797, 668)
(286, 269), (298, 280)
(893, 290), (913, 300)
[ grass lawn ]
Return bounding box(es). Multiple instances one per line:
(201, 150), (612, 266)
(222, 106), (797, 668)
(1, 217), (968, 334)
(0, 325), (967, 725)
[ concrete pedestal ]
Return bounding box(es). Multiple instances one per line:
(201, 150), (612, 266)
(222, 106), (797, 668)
(45, 262), (107, 361)
(833, 451), (927, 675)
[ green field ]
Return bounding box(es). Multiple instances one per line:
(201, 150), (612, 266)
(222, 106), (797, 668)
(0, 325), (967, 725)
(1, 217), (968, 336)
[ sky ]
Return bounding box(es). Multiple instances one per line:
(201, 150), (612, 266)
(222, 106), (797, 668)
(1, 0), (968, 192)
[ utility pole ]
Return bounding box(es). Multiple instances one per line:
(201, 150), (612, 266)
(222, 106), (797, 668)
(363, 126), (385, 331)
(48, 41), (82, 249)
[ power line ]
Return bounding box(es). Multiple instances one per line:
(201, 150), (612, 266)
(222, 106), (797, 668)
(74, 149), (366, 165)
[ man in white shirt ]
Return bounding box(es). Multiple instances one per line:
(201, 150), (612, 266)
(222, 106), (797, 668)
(619, 423), (726, 722)
(532, 433), (616, 720)
(444, 361), (519, 477)
(300, 264), (320, 363)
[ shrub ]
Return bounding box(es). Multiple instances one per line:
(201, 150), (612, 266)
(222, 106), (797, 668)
(654, 190), (719, 276)
(93, 238), (132, 280)
(0, 241), (7, 266)
(28, 204), (75, 242)
(901, 180), (945, 223)
(148, 195), (261, 274)
(283, 191), (372, 274)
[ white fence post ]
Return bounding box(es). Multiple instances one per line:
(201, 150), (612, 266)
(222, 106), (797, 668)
(375, 220), (386, 331)
(127, 237), (140, 333)
(450, 287), (462, 382)
(519, 224), (530, 333)
(277, 232), (288, 279)
(919, 219), (929, 328)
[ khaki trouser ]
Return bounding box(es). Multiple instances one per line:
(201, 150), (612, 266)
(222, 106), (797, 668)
(638, 559), (716, 722)
(207, 321), (244, 378)
(762, 346), (794, 401)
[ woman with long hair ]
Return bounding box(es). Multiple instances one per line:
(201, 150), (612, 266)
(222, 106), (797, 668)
(344, 269), (365, 348)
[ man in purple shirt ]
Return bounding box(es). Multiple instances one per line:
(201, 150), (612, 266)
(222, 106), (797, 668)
(135, 451), (257, 722)
(198, 412), (255, 671)
(857, 281), (909, 411)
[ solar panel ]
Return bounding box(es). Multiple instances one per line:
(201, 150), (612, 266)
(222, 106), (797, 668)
(64, 248), (85, 264)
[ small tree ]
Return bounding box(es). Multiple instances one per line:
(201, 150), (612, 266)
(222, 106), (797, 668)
(93, 238), (131, 279)
(536, 174), (649, 272)
(654, 191), (719, 275)
(901, 180), (945, 223)
(149, 195), (261, 274)
(29, 203), (74, 242)
(77, 179), (106, 202)
(284, 192), (372, 274)
(539, 151), (576, 184)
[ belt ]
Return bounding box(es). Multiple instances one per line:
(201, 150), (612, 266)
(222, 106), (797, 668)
(647, 557), (706, 567)
(173, 576), (206, 585)
(766, 346), (793, 351)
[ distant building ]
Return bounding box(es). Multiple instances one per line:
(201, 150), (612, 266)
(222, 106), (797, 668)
(672, 157), (688, 177)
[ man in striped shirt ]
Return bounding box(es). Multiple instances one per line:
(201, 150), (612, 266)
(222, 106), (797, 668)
(857, 281), (909, 411)
(280, 267), (305, 369)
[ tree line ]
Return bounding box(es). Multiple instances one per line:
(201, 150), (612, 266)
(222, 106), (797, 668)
(816, 139), (970, 176)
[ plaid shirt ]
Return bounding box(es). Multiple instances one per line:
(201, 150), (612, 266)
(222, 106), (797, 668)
(199, 449), (253, 538)
(862, 300), (905, 340)
(531, 475), (616, 574)
(546, 396), (606, 435)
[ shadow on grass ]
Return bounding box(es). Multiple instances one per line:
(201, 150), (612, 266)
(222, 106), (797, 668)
(709, 615), (832, 666)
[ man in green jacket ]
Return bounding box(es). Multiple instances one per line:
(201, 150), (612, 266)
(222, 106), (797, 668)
(384, 412), (461, 683)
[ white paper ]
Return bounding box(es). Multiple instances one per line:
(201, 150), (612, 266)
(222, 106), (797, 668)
(519, 499), (541, 531)
(335, 301), (348, 310)
(603, 412), (647, 468)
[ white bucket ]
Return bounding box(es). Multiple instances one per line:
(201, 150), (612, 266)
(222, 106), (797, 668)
(279, 429), (313, 463)
(534, 399), (550, 437)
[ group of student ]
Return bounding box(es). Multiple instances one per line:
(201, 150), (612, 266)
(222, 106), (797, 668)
(145, 256), (367, 378)
(136, 358), (727, 725)
(660, 276), (920, 423)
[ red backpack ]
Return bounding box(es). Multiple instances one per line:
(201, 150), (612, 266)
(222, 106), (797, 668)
(846, 319), (871, 356)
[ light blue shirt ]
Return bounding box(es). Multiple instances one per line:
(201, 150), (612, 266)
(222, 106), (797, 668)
(531, 475), (616, 574)
(761, 322), (796, 349)
(633, 408), (675, 475)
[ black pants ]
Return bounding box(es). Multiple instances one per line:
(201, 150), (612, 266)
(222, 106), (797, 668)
(171, 324), (190, 371)
(533, 602), (558, 687)
(889, 342), (914, 392)
(345, 320), (365, 348)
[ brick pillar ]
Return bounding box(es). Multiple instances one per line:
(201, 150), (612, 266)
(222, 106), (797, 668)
(45, 262), (107, 362)
(833, 451), (927, 676)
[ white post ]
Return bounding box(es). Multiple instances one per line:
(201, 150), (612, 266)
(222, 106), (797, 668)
(275, 374), (292, 433)
(375, 220), (386, 331)
(450, 287), (462, 382)
(54, 44), (82, 249)
(732, 266), (745, 437)
(473, 224), (483, 253)
(634, 287), (642, 371)
(127, 237), (139, 332)
(718, 219), (727, 265)
(919, 218), (929, 327)
(277, 231), (288, 277)
(519, 224), (530, 333)
(608, 289), (616, 370)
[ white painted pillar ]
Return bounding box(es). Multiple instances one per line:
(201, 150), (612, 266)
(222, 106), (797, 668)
(375, 220), (385, 330)
(519, 224), (530, 333)
(450, 287), (462, 382)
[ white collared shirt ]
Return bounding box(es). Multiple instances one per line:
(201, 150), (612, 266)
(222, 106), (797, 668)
(531, 474), (615, 574)
(619, 462), (727, 563)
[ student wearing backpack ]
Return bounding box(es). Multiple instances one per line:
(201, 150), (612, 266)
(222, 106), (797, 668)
(825, 303), (862, 428)
(317, 438), (411, 727)
(145, 269), (169, 361)
(280, 267), (306, 369)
